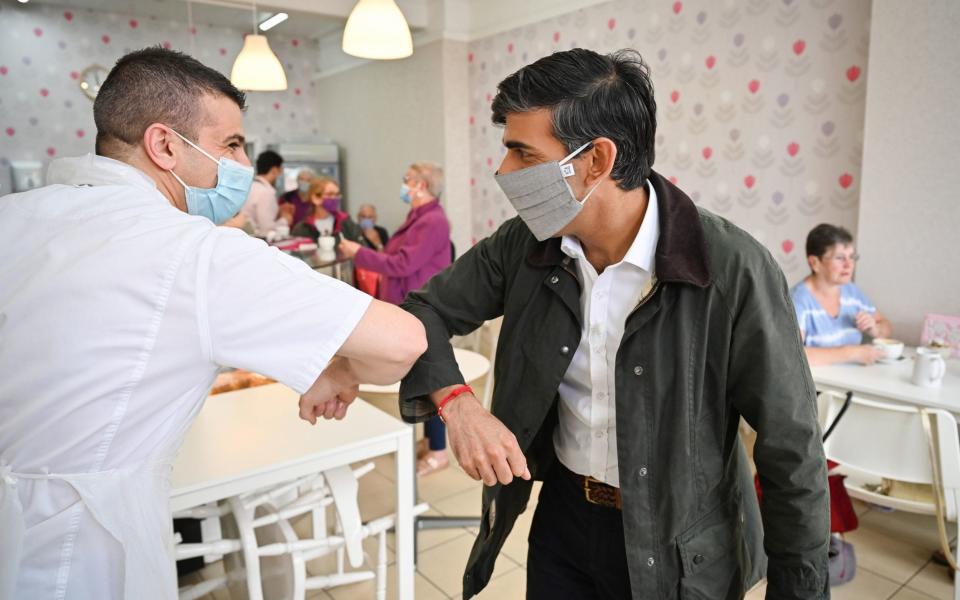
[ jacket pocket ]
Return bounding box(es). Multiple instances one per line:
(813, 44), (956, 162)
(676, 502), (743, 600)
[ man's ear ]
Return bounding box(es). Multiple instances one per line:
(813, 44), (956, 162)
(142, 124), (178, 171)
(586, 137), (617, 185)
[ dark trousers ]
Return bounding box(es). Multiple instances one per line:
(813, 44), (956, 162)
(527, 461), (632, 599)
(424, 414), (446, 450)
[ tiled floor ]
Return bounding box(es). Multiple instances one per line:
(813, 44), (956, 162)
(181, 401), (959, 600)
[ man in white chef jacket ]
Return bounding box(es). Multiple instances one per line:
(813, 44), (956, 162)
(0, 47), (427, 599)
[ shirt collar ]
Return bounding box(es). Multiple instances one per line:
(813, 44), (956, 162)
(46, 153), (163, 197)
(560, 180), (660, 273)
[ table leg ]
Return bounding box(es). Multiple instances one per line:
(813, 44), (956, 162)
(395, 427), (415, 600)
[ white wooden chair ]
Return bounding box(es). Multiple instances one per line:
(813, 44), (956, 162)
(821, 392), (960, 599)
(220, 463), (427, 600)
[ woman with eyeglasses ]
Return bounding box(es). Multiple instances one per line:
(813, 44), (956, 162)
(790, 223), (892, 365)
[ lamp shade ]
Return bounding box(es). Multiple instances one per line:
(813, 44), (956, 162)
(231, 34), (288, 91)
(342, 0), (413, 60)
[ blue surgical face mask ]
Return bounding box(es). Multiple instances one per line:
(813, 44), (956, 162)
(400, 183), (412, 204)
(167, 129), (254, 225)
(299, 181), (311, 194)
(359, 218), (375, 230)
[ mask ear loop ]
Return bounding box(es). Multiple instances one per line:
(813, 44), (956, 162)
(170, 128), (220, 165)
(559, 140), (594, 165)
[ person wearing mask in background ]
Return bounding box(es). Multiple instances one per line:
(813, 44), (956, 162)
(791, 223), (892, 365)
(354, 203), (391, 297)
(292, 176), (362, 242)
(339, 162), (453, 476)
(395, 49), (829, 599)
(240, 149), (295, 236)
(0, 47), (427, 599)
(357, 203), (390, 251)
(279, 167), (316, 226)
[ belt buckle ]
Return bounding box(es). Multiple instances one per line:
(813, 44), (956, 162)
(583, 475), (602, 506)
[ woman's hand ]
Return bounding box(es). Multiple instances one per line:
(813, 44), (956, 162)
(855, 311), (879, 337)
(338, 239), (362, 258)
(851, 344), (885, 365)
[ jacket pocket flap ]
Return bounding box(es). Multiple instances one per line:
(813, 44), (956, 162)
(677, 503), (740, 577)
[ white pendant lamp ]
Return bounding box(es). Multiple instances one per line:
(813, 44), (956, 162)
(231, 2), (287, 91)
(342, 0), (413, 60)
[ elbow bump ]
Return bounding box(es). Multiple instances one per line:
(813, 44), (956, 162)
(393, 315), (427, 367)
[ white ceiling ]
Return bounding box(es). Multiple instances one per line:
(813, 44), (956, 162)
(27, 0), (349, 39)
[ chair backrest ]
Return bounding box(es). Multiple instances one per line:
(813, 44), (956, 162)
(822, 393), (960, 491)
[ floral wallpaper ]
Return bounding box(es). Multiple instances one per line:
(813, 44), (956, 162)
(0, 2), (325, 195)
(466, 0), (872, 284)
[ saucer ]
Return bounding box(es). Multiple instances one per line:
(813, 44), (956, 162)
(876, 356), (905, 364)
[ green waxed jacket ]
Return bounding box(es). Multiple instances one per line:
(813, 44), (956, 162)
(399, 171), (830, 600)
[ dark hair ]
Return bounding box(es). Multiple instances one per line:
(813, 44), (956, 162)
(256, 150), (284, 175)
(491, 48), (657, 191)
(94, 46), (246, 157)
(806, 223), (854, 258)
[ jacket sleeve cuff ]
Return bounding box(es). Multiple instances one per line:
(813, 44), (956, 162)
(765, 556), (828, 600)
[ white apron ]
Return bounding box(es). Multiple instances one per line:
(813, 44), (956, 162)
(1, 457), (177, 600)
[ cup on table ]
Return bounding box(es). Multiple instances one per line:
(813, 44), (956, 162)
(318, 236), (336, 252)
(912, 347), (947, 388)
(872, 338), (904, 361)
(275, 223), (290, 240)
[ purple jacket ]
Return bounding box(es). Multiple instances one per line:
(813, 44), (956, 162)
(279, 189), (313, 226)
(353, 200), (451, 305)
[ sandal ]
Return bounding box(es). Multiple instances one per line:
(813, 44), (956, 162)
(417, 451), (449, 476)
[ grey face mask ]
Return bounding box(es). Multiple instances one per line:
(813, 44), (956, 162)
(494, 141), (602, 241)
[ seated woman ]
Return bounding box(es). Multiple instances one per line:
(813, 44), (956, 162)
(791, 223), (892, 365)
(291, 177), (361, 242)
(337, 161), (452, 476)
(279, 167), (316, 227)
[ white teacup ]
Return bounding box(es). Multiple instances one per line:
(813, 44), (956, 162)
(318, 236), (336, 251)
(912, 347), (947, 388)
(872, 338), (904, 361)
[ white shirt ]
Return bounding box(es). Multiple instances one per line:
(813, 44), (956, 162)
(0, 154), (371, 599)
(240, 175), (287, 235)
(554, 183), (659, 487)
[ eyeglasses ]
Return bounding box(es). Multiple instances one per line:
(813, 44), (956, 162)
(824, 253), (860, 264)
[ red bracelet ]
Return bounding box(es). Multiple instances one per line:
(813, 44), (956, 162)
(437, 385), (474, 423)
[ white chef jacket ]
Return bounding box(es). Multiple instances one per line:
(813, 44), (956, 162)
(554, 182), (659, 487)
(0, 154), (371, 599)
(240, 176), (287, 236)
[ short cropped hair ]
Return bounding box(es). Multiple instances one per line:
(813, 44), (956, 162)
(805, 224), (854, 258)
(408, 161), (444, 198)
(256, 150), (284, 175)
(492, 48), (657, 191)
(94, 46), (246, 158)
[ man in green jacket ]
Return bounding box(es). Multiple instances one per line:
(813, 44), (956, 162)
(399, 48), (829, 599)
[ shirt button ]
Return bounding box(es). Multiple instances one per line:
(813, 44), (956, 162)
(647, 557), (655, 567)
(638, 467), (648, 477)
(693, 554), (705, 565)
(560, 346), (570, 355)
(595, 431), (604, 439)
(633, 365), (643, 376)
(550, 275), (559, 284)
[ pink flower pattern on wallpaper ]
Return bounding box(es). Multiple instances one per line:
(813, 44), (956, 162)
(466, 0), (871, 284)
(0, 2), (324, 194)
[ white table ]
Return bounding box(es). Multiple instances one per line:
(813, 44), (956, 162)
(811, 350), (960, 412)
(170, 383), (415, 599)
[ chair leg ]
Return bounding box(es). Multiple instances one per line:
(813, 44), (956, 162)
(954, 565), (959, 600)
